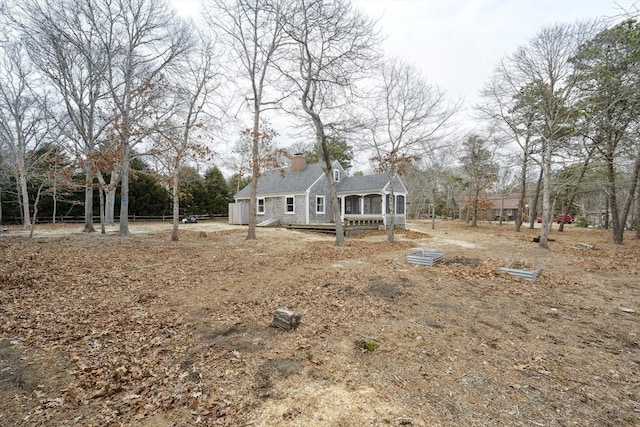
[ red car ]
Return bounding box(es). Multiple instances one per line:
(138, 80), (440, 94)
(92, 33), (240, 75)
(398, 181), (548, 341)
(556, 214), (572, 224)
(536, 214), (572, 224)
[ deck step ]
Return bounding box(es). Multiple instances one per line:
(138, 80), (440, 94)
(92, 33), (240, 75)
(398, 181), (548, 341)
(257, 218), (278, 227)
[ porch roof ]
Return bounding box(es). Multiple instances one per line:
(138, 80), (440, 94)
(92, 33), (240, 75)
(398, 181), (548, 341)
(336, 173), (403, 194)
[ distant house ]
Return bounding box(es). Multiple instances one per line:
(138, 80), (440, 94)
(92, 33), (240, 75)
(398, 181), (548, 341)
(229, 154), (407, 230)
(471, 194), (523, 221)
(460, 194), (524, 221)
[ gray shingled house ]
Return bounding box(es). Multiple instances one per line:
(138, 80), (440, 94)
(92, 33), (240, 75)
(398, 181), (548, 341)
(229, 154), (407, 230)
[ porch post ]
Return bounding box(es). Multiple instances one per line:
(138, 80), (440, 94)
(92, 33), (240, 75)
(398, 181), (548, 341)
(402, 193), (406, 225)
(382, 194), (387, 226)
(359, 195), (364, 215)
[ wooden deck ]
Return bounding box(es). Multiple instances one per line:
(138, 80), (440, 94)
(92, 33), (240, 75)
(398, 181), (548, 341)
(284, 222), (383, 235)
(284, 223), (338, 234)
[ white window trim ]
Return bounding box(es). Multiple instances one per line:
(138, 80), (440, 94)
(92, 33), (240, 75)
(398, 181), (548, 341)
(285, 196), (295, 214)
(257, 197), (265, 215)
(333, 169), (340, 182)
(316, 195), (325, 214)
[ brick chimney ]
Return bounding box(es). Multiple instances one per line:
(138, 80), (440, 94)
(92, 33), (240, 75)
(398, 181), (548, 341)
(290, 153), (307, 173)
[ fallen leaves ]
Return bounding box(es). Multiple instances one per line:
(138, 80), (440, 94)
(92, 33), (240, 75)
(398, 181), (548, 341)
(1, 223), (639, 426)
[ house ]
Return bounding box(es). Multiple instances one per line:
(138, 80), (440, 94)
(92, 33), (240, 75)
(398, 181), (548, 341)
(485, 194), (523, 221)
(461, 194), (523, 221)
(229, 154), (407, 230)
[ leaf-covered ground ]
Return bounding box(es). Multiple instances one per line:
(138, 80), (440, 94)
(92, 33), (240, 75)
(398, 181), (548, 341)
(1, 220), (638, 426)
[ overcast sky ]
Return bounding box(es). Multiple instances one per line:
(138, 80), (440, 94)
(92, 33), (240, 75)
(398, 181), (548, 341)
(172, 0), (632, 112)
(352, 0), (633, 122)
(171, 0), (635, 170)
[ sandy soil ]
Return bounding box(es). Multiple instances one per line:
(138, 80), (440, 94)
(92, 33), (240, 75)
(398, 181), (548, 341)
(1, 219), (638, 426)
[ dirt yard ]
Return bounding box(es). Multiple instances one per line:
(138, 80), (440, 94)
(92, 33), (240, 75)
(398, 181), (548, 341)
(1, 220), (638, 426)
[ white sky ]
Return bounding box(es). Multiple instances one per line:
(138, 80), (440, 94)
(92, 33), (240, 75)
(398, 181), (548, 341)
(170, 0), (636, 171)
(352, 0), (634, 123)
(172, 0), (633, 113)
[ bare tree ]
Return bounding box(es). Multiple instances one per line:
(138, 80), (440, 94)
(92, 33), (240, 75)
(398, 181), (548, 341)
(204, 0), (288, 240)
(151, 36), (221, 241)
(283, 0), (380, 247)
(26, 141), (68, 238)
(406, 147), (456, 230)
(571, 19), (640, 244)
(504, 21), (597, 248)
(13, 0), (116, 232)
(478, 72), (542, 232)
(0, 41), (51, 227)
(96, 0), (194, 235)
(459, 134), (499, 227)
(364, 57), (457, 242)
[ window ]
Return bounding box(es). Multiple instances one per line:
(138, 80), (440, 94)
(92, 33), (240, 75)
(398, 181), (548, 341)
(345, 195), (360, 214)
(257, 198), (265, 214)
(285, 196), (295, 214)
(333, 169), (340, 182)
(363, 194), (382, 214)
(386, 194), (405, 214)
(316, 196), (325, 214)
(396, 195), (405, 214)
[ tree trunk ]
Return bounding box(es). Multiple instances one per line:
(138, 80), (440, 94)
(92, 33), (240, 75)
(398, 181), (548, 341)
(28, 182), (45, 239)
(247, 108), (260, 240)
(539, 141), (552, 249)
(616, 147), (640, 241)
(99, 187), (106, 234)
(83, 164), (95, 232)
(465, 203), (470, 223)
(558, 202), (566, 232)
(431, 191), (436, 230)
(559, 147), (594, 233)
(605, 151), (623, 244)
(172, 171), (180, 241)
(119, 143), (130, 235)
(471, 190), (479, 227)
(105, 188), (116, 225)
(318, 132), (344, 247)
(529, 167), (544, 229)
(516, 152), (528, 232)
(104, 169), (120, 226)
(387, 183), (396, 243)
(305, 98), (344, 247)
(52, 181), (57, 224)
(17, 168), (31, 227)
(636, 173), (640, 239)
(516, 192), (525, 232)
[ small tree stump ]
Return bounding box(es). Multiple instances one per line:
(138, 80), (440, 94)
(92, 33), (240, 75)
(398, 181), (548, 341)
(272, 308), (301, 331)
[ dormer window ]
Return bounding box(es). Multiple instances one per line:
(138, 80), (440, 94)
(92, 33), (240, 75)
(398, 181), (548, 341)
(333, 169), (340, 182)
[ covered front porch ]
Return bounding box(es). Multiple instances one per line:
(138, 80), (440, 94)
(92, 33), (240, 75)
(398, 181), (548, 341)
(340, 193), (406, 228)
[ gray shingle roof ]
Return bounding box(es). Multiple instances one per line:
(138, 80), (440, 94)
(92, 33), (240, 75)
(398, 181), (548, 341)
(235, 162), (326, 198)
(336, 173), (390, 193)
(234, 162), (406, 199)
